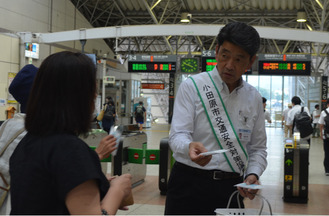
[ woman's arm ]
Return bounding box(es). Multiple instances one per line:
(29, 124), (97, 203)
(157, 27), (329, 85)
(65, 174), (132, 215)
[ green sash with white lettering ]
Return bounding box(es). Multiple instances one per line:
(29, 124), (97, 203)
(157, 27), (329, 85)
(189, 72), (248, 174)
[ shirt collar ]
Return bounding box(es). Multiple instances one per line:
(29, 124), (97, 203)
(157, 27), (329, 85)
(210, 66), (244, 93)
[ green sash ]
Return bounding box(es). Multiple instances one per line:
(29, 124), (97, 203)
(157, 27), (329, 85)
(189, 72), (248, 174)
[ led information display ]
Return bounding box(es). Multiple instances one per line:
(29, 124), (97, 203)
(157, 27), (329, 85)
(128, 55), (176, 73)
(258, 54), (311, 76)
(201, 50), (216, 72)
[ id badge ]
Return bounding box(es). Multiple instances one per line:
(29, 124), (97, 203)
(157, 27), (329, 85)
(238, 129), (251, 142)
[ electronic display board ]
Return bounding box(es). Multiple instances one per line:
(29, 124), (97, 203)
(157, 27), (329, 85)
(201, 50), (251, 74)
(201, 50), (216, 72)
(258, 54), (311, 76)
(128, 55), (176, 73)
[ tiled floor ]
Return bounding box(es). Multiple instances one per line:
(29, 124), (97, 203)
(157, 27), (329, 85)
(115, 124), (329, 215)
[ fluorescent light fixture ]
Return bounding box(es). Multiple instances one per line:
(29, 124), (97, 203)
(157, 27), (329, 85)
(180, 13), (191, 23)
(315, 0), (324, 9)
(297, 11), (307, 22)
(306, 23), (313, 31)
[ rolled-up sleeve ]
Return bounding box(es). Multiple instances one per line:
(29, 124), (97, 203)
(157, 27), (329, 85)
(169, 79), (195, 157)
(245, 96), (268, 177)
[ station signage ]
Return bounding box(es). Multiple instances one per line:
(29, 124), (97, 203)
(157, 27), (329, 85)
(258, 54), (311, 76)
(141, 83), (165, 90)
(128, 55), (176, 73)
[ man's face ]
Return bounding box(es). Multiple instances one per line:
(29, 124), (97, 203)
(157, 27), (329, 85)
(215, 41), (255, 89)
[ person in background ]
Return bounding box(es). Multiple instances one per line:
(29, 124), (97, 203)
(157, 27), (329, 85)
(101, 96), (116, 133)
(312, 104), (321, 138)
(282, 103), (293, 138)
(262, 97), (272, 124)
(9, 51), (131, 215)
(0, 64), (37, 215)
(134, 101), (146, 132)
(286, 96), (312, 143)
(318, 99), (329, 176)
(165, 22), (267, 215)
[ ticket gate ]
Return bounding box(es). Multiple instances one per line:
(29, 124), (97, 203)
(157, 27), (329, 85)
(283, 134), (309, 203)
(159, 137), (175, 195)
(82, 128), (173, 192)
(113, 131), (147, 187)
(80, 129), (109, 174)
(81, 126), (147, 188)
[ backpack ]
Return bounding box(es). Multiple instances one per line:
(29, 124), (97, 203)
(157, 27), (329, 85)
(293, 107), (313, 138)
(323, 109), (329, 137)
(103, 104), (115, 120)
(135, 105), (144, 118)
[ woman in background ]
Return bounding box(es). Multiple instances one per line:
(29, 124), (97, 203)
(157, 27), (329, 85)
(9, 51), (131, 215)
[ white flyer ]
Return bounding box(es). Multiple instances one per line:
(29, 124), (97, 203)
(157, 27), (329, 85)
(199, 149), (229, 156)
(234, 183), (263, 189)
(109, 126), (122, 156)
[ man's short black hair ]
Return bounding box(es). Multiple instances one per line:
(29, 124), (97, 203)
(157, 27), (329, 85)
(216, 22), (260, 58)
(262, 97), (267, 103)
(315, 104), (319, 109)
(291, 96), (301, 105)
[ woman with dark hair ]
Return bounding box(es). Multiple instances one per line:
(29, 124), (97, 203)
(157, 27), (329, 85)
(9, 51), (131, 215)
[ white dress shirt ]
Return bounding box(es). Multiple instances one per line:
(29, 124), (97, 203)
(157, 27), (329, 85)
(318, 107), (329, 138)
(264, 110), (271, 122)
(286, 104), (311, 139)
(286, 105), (311, 129)
(312, 109), (321, 124)
(169, 67), (268, 177)
(283, 108), (291, 125)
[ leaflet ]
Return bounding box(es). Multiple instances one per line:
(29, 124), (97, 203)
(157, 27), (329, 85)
(109, 126), (122, 156)
(199, 149), (228, 156)
(234, 183), (263, 189)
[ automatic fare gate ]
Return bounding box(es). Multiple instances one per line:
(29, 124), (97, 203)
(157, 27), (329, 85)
(283, 133), (310, 203)
(82, 128), (173, 193)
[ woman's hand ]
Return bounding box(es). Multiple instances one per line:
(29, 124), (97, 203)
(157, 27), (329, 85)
(95, 135), (117, 160)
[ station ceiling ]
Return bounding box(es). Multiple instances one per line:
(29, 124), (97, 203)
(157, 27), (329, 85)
(70, 0), (329, 60)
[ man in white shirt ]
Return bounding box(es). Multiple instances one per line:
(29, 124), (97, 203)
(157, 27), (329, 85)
(282, 103), (293, 137)
(318, 99), (329, 176)
(286, 96), (312, 142)
(312, 104), (321, 138)
(262, 97), (272, 124)
(165, 22), (267, 215)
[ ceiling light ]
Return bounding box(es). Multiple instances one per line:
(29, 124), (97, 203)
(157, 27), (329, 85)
(306, 23), (313, 31)
(180, 12), (191, 23)
(315, 0), (324, 9)
(297, 11), (307, 22)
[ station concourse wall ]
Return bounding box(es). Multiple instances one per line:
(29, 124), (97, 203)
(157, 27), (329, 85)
(0, 0), (126, 121)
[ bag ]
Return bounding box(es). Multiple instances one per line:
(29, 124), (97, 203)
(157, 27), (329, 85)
(323, 109), (329, 137)
(135, 105), (144, 118)
(104, 105), (115, 120)
(0, 120), (25, 208)
(96, 109), (105, 121)
(215, 190), (273, 215)
(293, 107), (313, 138)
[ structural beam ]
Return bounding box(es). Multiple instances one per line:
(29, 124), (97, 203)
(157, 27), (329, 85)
(18, 24), (329, 44)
